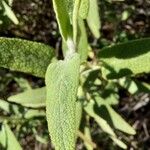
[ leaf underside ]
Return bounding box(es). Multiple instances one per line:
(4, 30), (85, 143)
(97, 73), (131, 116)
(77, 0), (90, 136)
(46, 53), (80, 150)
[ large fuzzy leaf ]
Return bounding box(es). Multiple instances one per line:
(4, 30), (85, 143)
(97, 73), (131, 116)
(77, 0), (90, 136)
(52, 0), (72, 40)
(87, 0), (101, 38)
(8, 87), (46, 108)
(99, 38), (150, 79)
(45, 53), (80, 150)
(0, 37), (54, 77)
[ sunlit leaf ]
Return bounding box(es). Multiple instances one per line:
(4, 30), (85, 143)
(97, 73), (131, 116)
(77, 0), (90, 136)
(111, 137), (127, 149)
(106, 105), (136, 135)
(118, 77), (150, 94)
(14, 77), (31, 91)
(2, 0), (19, 24)
(84, 101), (127, 149)
(77, 17), (89, 62)
(84, 126), (93, 150)
(24, 109), (45, 119)
(52, 0), (72, 40)
(99, 38), (150, 79)
(8, 87), (46, 108)
(46, 53), (80, 150)
(87, 0), (101, 38)
(0, 37), (54, 77)
(0, 99), (19, 114)
(73, 0), (81, 43)
(84, 101), (115, 136)
(4, 123), (22, 150)
(0, 124), (6, 148)
(79, 0), (89, 19)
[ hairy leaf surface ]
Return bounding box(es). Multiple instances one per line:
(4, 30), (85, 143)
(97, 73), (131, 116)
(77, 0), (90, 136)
(46, 53), (80, 150)
(99, 38), (150, 79)
(0, 37), (54, 77)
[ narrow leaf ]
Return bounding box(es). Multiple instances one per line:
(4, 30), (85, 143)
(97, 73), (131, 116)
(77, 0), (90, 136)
(87, 0), (101, 38)
(0, 99), (19, 114)
(99, 38), (150, 79)
(118, 77), (150, 94)
(65, 0), (74, 22)
(0, 124), (6, 148)
(76, 100), (82, 131)
(45, 53), (80, 150)
(52, 0), (72, 40)
(77, 17), (89, 62)
(79, 0), (89, 19)
(2, 0), (19, 24)
(84, 126), (93, 150)
(4, 123), (22, 150)
(106, 105), (136, 135)
(24, 109), (45, 119)
(8, 87), (46, 108)
(0, 37), (54, 77)
(84, 101), (115, 136)
(84, 101), (127, 149)
(111, 137), (127, 149)
(73, 0), (81, 43)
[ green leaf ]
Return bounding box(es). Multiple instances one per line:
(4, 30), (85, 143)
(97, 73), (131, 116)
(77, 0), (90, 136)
(106, 105), (136, 135)
(0, 124), (6, 148)
(73, 0), (81, 43)
(8, 87), (46, 108)
(111, 137), (127, 149)
(79, 0), (89, 19)
(77, 17), (89, 62)
(14, 77), (31, 91)
(0, 99), (20, 114)
(84, 101), (115, 136)
(84, 101), (127, 149)
(24, 109), (45, 119)
(4, 123), (22, 150)
(0, 37), (54, 77)
(87, 0), (101, 38)
(64, 0), (74, 22)
(99, 38), (150, 79)
(118, 77), (150, 94)
(76, 100), (82, 131)
(52, 0), (72, 40)
(84, 126), (93, 150)
(45, 53), (80, 150)
(0, 99), (11, 113)
(2, 0), (19, 24)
